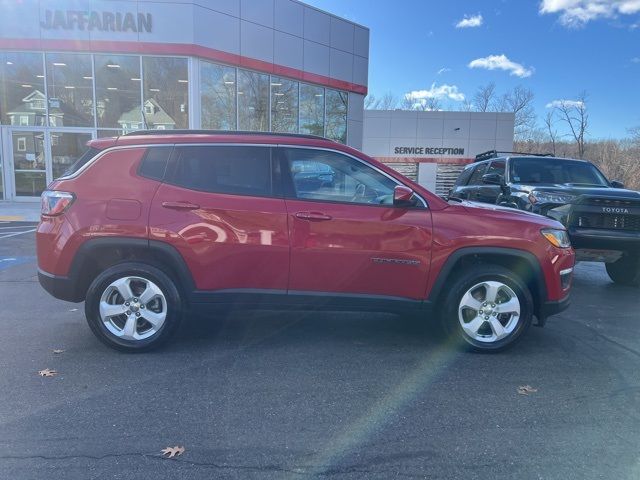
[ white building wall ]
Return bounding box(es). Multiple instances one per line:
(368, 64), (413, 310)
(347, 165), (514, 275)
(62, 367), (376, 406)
(363, 110), (515, 195)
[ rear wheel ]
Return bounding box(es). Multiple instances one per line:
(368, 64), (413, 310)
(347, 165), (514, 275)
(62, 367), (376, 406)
(606, 254), (640, 286)
(440, 265), (534, 352)
(85, 263), (183, 352)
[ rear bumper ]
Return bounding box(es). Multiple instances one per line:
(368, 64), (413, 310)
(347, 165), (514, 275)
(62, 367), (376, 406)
(38, 269), (81, 303)
(539, 294), (571, 320)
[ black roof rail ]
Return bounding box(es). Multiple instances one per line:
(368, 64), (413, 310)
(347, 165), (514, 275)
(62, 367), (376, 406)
(122, 129), (330, 141)
(474, 150), (554, 162)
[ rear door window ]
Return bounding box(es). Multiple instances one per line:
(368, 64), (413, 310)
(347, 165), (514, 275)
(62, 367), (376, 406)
(168, 146), (274, 197)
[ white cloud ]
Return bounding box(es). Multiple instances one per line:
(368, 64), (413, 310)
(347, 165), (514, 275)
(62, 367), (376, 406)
(546, 99), (586, 108)
(468, 54), (534, 77)
(540, 0), (640, 27)
(437, 67), (451, 75)
(632, 56), (640, 62)
(405, 84), (465, 103)
(455, 14), (484, 28)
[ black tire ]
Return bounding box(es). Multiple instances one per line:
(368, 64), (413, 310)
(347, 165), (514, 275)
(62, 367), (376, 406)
(605, 254), (640, 286)
(84, 262), (183, 352)
(439, 264), (534, 352)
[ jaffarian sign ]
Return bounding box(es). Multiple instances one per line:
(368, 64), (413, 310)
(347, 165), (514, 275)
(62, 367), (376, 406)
(40, 10), (153, 33)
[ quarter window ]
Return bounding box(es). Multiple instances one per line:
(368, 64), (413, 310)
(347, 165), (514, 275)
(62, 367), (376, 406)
(282, 148), (397, 206)
(171, 146), (272, 197)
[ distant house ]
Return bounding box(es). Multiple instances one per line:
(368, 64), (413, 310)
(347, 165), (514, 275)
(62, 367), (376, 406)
(118, 98), (176, 132)
(7, 89), (90, 128)
(7, 90), (46, 127)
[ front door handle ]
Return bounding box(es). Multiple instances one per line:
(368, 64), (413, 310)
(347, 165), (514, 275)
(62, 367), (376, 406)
(295, 211), (333, 221)
(161, 201), (200, 211)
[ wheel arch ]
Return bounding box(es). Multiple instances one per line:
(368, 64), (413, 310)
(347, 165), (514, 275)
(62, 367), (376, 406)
(68, 238), (195, 302)
(428, 247), (547, 318)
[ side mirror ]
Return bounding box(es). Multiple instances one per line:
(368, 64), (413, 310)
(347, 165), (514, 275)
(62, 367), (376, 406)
(393, 185), (417, 207)
(611, 180), (624, 189)
(482, 173), (504, 186)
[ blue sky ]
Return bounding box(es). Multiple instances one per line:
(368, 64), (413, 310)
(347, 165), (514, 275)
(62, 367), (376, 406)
(307, 0), (640, 139)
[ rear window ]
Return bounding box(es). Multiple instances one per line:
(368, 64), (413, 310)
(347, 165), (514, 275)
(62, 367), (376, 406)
(169, 146), (272, 197)
(60, 147), (101, 177)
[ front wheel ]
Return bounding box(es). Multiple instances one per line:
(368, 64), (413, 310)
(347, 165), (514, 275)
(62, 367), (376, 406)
(605, 254), (640, 286)
(440, 265), (534, 352)
(85, 263), (183, 352)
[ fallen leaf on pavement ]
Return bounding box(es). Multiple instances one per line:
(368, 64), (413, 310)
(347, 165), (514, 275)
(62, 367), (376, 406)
(52, 349), (65, 354)
(38, 369), (58, 377)
(161, 446), (185, 458)
(517, 385), (538, 395)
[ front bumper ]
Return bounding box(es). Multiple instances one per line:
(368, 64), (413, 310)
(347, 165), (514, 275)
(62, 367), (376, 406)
(569, 227), (640, 251)
(538, 294), (571, 326)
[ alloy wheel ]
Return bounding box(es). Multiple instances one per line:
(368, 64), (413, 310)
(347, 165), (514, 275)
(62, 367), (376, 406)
(98, 276), (167, 341)
(457, 281), (521, 343)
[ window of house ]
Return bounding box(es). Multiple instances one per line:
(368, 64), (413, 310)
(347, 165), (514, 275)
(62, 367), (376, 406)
(17, 137), (26, 151)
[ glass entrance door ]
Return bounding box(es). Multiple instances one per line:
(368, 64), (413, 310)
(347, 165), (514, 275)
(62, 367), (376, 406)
(12, 130), (47, 198)
(9, 129), (94, 200)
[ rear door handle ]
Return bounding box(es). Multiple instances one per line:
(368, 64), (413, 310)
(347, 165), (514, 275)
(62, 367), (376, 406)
(295, 211), (332, 221)
(161, 201), (200, 211)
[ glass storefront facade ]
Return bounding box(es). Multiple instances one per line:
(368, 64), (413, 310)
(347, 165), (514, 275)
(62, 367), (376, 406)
(0, 51), (350, 200)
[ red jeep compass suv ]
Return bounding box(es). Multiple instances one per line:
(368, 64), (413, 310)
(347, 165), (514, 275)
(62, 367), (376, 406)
(37, 131), (574, 352)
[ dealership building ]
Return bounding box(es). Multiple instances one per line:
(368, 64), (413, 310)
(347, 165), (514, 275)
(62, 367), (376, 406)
(0, 0), (368, 201)
(363, 110), (515, 196)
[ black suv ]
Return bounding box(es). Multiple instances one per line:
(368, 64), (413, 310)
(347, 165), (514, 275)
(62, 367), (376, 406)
(450, 151), (640, 286)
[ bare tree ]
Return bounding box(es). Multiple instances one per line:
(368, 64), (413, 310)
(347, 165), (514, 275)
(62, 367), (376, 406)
(555, 92), (589, 159)
(497, 86), (536, 140)
(407, 96), (441, 111)
(364, 91), (398, 110)
(400, 94), (415, 110)
(472, 82), (497, 112)
(544, 111), (558, 156)
(364, 94), (377, 109)
(378, 92), (399, 110)
(629, 126), (640, 147)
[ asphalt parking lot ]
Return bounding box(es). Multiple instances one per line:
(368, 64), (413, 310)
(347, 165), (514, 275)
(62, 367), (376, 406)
(1, 223), (639, 480)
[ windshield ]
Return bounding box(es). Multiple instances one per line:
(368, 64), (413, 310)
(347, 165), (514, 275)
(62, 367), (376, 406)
(510, 157), (609, 186)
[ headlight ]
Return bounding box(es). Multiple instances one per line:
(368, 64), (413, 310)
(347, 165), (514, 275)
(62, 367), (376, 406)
(541, 229), (571, 248)
(529, 191), (576, 204)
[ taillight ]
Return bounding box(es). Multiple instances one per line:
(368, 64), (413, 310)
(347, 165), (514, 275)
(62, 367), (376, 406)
(41, 191), (75, 216)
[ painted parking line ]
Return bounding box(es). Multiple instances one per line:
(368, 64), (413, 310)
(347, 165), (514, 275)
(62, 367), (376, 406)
(0, 216), (25, 221)
(0, 228), (36, 240)
(0, 256), (36, 271)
